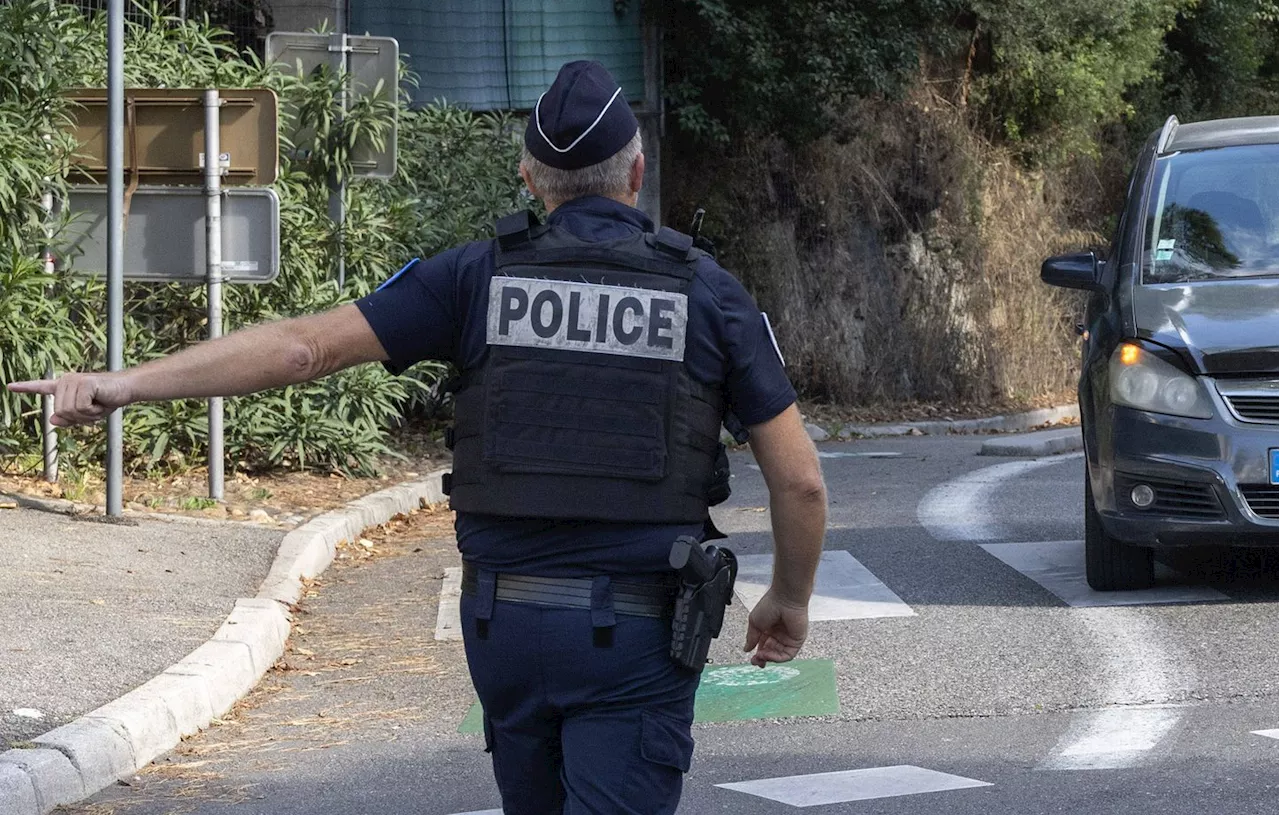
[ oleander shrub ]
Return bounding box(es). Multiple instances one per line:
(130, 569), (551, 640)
(0, 0), (527, 476)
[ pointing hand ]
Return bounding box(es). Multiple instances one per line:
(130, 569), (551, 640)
(6, 373), (133, 427)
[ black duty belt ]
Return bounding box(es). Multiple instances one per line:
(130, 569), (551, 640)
(460, 563), (675, 619)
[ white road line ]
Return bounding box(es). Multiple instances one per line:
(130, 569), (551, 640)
(917, 452), (1190, 771)
(1251, 729), (1280, 740)
(717, 765), (992, 807)
(817, 451), (903, 459)
(916, 453), (1083, 541)
(1040, 605), (1192, 770)
(434, 566), (463, 641)
(448, 809), (502, 815)
(734, 550), (915, 620)
(1042, 705), (1183, 770)
(980, 540), (1228, 607)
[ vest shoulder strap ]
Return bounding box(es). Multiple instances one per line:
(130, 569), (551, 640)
(651, 226), (695, 260)
(495, 210), (541, 250)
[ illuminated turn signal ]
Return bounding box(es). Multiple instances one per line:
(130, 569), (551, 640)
(1119, 343), (1141, 366)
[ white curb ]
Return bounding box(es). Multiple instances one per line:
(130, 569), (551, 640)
(977, 427), (1083, 457)
(0, 470), (447, 815)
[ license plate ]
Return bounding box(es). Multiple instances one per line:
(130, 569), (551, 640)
(1272, 449), (1279, 486)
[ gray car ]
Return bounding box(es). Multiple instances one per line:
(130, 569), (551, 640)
(1042, 115), (1279, 591)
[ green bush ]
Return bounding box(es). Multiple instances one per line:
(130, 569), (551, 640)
(965, 0), (1192, 161)
(0, 0), (527, 477)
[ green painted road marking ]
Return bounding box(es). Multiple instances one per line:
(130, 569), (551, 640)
(458, 659), (838, 733)
(459, 700), (484, 734)
(695, 659), (838, 722)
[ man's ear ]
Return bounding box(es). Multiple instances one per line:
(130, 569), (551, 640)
(629, 151), (645, 195)
(519, 163), (540, 198)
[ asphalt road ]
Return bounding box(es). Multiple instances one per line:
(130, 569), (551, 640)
(66, 434), (1278, 815)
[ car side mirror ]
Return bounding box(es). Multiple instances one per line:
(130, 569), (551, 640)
(1041, 251), (1102, 291)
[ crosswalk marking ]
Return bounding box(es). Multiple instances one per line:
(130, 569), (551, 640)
(1041, 705), (1182, 770)
(1252, 729), (1280, 740)
(717, 765), (992, 806)
(435, 566), (463, 641)
(979, 540), (1228, 607)
(734, 550), (915, 620)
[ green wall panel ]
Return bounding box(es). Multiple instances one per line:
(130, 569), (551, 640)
(351, 0), (645, 111)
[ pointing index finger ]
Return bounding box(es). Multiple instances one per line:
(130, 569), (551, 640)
(6, 380), (57, 396)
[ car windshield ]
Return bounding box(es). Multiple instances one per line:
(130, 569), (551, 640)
(1143, 142), (1279, 284)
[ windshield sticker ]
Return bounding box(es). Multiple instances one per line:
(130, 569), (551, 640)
(1155, 239), (1176, 261)
(1157, 239), (1176, 250)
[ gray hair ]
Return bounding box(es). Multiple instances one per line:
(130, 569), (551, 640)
(520, 131), (643, 206)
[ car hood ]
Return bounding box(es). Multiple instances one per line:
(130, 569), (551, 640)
(1133, 278), (1279, 375)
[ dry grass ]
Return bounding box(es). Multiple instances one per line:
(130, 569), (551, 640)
(665, 85), (1119, 411)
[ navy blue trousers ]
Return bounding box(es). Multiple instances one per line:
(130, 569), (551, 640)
(460, 591), (700, 815)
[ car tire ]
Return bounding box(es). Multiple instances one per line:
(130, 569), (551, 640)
(1084, 473), (1154, 591)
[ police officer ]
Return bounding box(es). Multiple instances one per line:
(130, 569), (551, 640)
(9, 60), (826, 814)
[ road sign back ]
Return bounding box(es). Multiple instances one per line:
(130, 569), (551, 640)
(64, 88), (278, 186)
(266, 32), (399, 178)
(56, 186), (280, 283)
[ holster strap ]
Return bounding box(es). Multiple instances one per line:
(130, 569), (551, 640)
(461, 563), (674, 619)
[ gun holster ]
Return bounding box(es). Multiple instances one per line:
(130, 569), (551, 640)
(668, 536), (738, 672)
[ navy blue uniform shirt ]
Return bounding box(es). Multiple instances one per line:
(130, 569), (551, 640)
(356, 196), (796, 577)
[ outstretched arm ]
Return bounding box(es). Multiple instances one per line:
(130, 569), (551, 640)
(6, 304), (389, 427)
(741, 402), (827, 667)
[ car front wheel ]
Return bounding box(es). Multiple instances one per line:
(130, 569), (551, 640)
(1085, 473), (1154, 591)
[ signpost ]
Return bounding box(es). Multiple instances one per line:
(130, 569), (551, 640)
(106, 0), (125, 517)
(59, 85), (280, 511)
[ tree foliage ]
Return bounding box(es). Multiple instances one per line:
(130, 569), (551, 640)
(662, 0), (1276, 160)
(660, 0), (963, 146)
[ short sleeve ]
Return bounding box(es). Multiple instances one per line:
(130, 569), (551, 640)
(355, 247), (464, 374)
(713, 269), (797, 426)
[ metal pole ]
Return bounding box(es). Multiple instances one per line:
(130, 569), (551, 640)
(106, 0), (124, 517)
(204, 89), (224, 501)
(178, 0), (186, 23)
(40, 187), (58, 483)
(329, 0), (348, 289)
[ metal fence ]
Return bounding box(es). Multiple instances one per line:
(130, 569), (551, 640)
(65, 0), (273, 55)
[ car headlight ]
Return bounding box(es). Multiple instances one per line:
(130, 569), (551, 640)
(1109, 343), (1213, 419)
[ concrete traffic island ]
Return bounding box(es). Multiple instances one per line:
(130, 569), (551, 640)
(977, 427), (1083, 457)
(0, 471), (446, 815)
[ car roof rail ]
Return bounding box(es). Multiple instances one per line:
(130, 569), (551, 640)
(1157, 115), (1180, 154)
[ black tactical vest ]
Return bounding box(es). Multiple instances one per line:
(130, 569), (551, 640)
(443, 211), (725, 523)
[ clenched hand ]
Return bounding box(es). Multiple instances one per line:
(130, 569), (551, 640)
(6, 373), (133, 427)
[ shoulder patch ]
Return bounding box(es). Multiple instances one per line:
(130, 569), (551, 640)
(486, 276), (687, 362)
(762, 312), (785, 367)
(376, 258), (420, 292)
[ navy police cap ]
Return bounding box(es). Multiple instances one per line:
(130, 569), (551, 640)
(525, 60), (639, 171)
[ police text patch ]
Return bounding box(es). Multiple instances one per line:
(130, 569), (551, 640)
(487, 277), (687, 361)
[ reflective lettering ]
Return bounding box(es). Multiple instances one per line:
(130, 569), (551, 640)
(566, 291), (592, 341)
(487, 277), (687, 361)
(614, 296), (644, 345)
(596, 293), (611, 343)
(530, 290), (563, 339)
(648, 298), (675, 349)
(499, 286), (529, 335)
